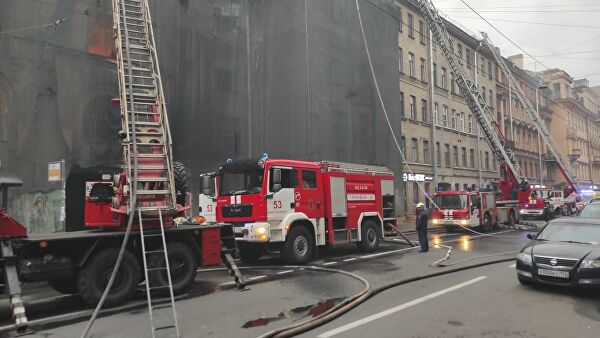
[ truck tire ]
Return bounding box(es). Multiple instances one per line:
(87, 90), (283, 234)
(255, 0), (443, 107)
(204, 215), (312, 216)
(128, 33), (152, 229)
(481, 214), (492, 233)
(48, 278), (77, 294)
(148, 242), (198, 295)
(238, 245), (264, 264)
(282, 226), (314, 265)
(77, 248), (141, 307)
(357, 220), (380, 253)
(173, 161), (188, 206)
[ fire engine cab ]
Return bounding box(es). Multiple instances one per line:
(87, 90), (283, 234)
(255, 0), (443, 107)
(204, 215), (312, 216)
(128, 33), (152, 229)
(206, 158), (396, 264)
(431, 191), (497, 232)
(519, 187), (566, 220)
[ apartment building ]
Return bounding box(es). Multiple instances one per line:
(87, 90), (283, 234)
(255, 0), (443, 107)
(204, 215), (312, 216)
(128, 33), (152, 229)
(541, 70), (600, 191)
(397, 0), (500, 216)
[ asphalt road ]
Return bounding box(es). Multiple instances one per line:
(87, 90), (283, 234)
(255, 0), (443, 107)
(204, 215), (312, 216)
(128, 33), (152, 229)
(5, 219), (590, 338)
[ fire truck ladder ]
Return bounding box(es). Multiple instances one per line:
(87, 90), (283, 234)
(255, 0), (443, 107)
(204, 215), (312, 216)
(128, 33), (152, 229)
(114, 0), (179, 336)
(416, 0), (526, 183)
(482, 34), (579, 194)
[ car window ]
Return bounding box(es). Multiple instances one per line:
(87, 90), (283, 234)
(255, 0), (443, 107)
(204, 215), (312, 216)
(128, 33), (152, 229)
(537, 222), (600, 244)
(301, 170), (317, 189)
(269, 168), (298, 191)
(580, 204), (600, 218)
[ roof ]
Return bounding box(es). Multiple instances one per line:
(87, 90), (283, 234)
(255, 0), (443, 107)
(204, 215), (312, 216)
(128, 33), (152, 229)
(0, 176), (23, 187)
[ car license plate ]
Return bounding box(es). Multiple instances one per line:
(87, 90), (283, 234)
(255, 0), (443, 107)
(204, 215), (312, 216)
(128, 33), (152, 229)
(537, 269), (569, 279)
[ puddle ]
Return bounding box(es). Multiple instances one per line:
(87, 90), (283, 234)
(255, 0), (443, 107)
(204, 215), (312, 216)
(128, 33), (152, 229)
(242, 297), (346, 328)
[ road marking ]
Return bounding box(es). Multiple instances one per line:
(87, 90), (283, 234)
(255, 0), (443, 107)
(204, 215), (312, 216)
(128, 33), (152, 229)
(343, 257), (358, 262)
(317, 276), (488, 338)
(277, 270), (294, 275)
(509, 263), (516, 268)
(322, 261), (338, 266)
(248, 275), (267, 280)
(360, 247), (414, 259)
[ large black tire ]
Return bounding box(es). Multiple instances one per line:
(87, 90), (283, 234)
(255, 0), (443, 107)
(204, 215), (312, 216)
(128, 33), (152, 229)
(173, 161), (188, 206)
(48, 278), (77, 294)
(148, 242), (198, 295)
(481, 214), (492, 233)
(77, 248), (141, 307)
(357, 220), (380, 253)
(238, 244), (265, 264)
(281, 226), (314, 265)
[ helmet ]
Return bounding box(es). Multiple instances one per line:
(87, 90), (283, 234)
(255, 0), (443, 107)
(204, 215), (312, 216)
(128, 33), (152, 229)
(415, 202), (426, 210)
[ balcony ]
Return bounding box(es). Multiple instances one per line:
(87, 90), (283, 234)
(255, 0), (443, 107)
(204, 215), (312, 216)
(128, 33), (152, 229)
(594, 156), (600, 165)
(569, 149), (582, 161)
(544, 153), (556, 162)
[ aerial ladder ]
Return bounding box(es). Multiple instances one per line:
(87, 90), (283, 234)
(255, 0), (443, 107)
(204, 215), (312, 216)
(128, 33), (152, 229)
(113, 0), (179, 335)
(417, 0), (530, 204)
(482, 34), (579, 196)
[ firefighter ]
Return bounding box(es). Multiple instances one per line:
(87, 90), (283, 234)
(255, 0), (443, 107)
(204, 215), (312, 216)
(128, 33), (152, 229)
(415, 202), (429, 252)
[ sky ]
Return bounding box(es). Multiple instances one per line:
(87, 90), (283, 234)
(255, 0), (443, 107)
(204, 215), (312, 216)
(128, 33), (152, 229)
(432, 0), (600, 86)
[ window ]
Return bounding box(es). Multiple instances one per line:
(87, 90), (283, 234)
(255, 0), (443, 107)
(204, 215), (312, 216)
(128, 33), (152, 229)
(421, 99), (428, 122)
(469, 149), (475, 168)
(436, 142), (441, 167)
(451, 109), (456, 129)
(269, 168), (298, 191)
(433, 63), (437, 86)
(441, 67), (447, 88)
(467, 114), (473, 133)
(409, 95), (416, 119)
(457, 44), (463, 63)
(434, 102), (439, 124)
(411, 138), (419, 162)
(459, 112), (465, 131)
(408, 52), (415, 77)
(489, 89), (493, 108)
(461, 147), (467, 167)
(493, 156), (497, 171)
(488, 61), (492, 80)
(398, 47), (403, 73)
(485, 152), (490, 170)
(450, 75), (455, 94)
(423, 140), (430, 164)
(413, 182), (419, 204)
(444, 144), (450, 167)
(442, 106), (448, 127)
(466, 48), (471, 68)
(482, 86), (486, 103)
(400, 92), (405, 117)
(420, 58), (426, 81)
(401, 136), (406, 158)
(419, 20), (425, 44)
(398, 8), (403, 32)
(408, 13), (414, 38)
(455, 183), (460, 191)
(302, 170), (317, 189)
(453, 146), (459, 167)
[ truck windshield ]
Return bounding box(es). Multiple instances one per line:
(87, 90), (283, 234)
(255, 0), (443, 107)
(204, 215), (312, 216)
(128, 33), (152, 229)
(219, 170), (264, 196)
(433, 195), (467, 209)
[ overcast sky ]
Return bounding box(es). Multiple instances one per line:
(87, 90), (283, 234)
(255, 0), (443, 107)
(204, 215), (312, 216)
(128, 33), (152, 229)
(432, 0), (600, 86)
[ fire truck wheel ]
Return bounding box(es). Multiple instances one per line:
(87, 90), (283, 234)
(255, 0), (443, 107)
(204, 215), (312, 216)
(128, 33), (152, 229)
(148, 242), (198, 295)
(238, 245), (264, 263)
(173, 161), (188, 206)
(282, 226), (314, 264)
(77, 248), (141, 307)
(48, 278), (77, 294)
(481, 214), (492, 233)
(358, 221), (380, 253)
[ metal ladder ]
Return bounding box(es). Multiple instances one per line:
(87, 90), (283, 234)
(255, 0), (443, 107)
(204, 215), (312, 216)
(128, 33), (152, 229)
(482, 34), (579, 193)
(138, 209), (180, 338)
(417, 0), (526, 182)
(114, 0), (179, 336)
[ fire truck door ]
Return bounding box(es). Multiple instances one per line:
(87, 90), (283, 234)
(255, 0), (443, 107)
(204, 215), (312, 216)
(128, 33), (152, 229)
(199, 175), (216, 222)
(470, 194), (480, 226)
(267, 167), (298, 222)
(295, 169), (325, 222)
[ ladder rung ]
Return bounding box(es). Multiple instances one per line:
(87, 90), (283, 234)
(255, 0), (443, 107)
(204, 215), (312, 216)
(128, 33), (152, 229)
(137, 153), (166, 158)
(137, 189), (171, 195)
(147, 267), (168, 271)
(137, 177), (169, 182)
(154, 325), (176, 331)
(143, 234), (163, 238)
(152, 304), (173, 310)
(137, 165), (167, 170)
(149, 286), (170, 291)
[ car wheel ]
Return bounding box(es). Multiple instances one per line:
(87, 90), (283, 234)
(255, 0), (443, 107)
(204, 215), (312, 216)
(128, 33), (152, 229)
(357, 220), (380, 253)
(282, 226), (314, 265)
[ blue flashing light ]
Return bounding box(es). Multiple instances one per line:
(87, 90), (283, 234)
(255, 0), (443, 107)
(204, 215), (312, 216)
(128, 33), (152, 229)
(226, 158), (233, 164)
(262, 152), (269, 160)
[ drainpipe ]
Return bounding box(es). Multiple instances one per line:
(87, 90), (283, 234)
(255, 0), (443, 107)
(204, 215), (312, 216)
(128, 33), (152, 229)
(429, 30), (437, 191)
(475, 43), (483, 189)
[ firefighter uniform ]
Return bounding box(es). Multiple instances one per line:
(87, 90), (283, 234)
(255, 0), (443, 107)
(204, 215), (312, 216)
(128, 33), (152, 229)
(415, 203), (429, 252)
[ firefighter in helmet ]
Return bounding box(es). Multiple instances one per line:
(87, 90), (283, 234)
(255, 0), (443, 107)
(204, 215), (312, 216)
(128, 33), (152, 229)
(415, 202), (429, 252)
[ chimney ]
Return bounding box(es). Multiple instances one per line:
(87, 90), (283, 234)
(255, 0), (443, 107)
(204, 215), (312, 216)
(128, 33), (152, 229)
(508, 54), (524, 69)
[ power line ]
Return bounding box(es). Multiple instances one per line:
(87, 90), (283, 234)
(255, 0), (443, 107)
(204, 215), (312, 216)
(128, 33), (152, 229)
(533, 49), (600, 57)
(447, 15), (600, 29)
(443, 9), (600, 13)
(0, 18), (67, 35)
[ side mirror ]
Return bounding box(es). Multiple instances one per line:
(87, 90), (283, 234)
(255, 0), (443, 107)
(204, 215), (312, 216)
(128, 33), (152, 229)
(273, 169), (282, 192)
(201, 175), (211, 196)
(527, 233), (535, 240)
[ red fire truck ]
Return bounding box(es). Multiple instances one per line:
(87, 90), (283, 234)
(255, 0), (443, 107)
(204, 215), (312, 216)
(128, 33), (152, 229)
(519, 187), (568, 220)
(206, 158), (396, 264)
(431, 191), (497, 232)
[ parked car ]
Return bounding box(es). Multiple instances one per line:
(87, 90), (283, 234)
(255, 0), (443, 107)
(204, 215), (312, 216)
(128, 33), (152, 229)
(578, 200), (600, 218)
(516, 218), (600, 288)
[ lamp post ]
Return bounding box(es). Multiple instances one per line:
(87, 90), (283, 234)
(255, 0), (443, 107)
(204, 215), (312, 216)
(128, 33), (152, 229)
(536, 84), (548, 185)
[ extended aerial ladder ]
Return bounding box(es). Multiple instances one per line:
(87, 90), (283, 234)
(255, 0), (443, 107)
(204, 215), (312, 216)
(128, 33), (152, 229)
(417, 0), (529, 202)
(482, 34), (579, 196)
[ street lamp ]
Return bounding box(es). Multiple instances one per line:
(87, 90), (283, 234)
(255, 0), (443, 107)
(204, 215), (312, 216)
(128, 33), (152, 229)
(536, 84), (548, 185)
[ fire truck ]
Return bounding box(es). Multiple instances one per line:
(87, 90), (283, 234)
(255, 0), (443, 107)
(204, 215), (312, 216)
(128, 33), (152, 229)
(205, 158), (396, 264)
(418, 0), (579, 223)
(431, 191), (497, 232)
(0, 1), (243, 333)
(519, 187), (567, 220)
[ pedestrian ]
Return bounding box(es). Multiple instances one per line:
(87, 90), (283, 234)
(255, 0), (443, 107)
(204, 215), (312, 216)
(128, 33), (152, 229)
(415, 202), (429, 252)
